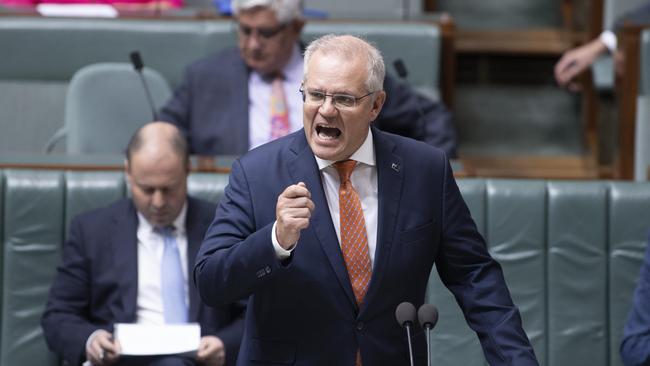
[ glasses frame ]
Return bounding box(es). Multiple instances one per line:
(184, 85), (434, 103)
(299, 87), (376, 109)
(236, 22), (287, 40)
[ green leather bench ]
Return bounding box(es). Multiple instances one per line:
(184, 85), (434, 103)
(0, 16), (442, 153)
(1, 169), (649, 365)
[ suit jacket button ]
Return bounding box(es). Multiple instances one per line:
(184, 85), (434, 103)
(265, 266), (272, 274)
(356, 321), (364, 331)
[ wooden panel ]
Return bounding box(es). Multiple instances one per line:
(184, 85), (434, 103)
(615, 23), (644, 180)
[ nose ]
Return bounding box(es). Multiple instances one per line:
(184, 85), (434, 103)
(318, 96), (338, 117)
(151, 190), (165, 209)
(244, 32), (262, 51)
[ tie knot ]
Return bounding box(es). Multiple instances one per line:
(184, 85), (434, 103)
(156, 225), (176, 238)
(333, 159), (357, 184)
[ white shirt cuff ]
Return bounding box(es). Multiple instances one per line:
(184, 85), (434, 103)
(271, 221), (295, 259)
(600, 30), (617, 53)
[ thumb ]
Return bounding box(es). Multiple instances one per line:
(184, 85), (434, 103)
(297, 182), (306, 188)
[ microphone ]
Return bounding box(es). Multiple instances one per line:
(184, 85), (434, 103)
(393, 59), (426, 140)
(129, 51), (158, 121)
(395, 302), (416, 366)
(418, 304), (439, 366)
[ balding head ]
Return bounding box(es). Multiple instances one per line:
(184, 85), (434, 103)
(126, 121), (189, 171)
(125, 122), (189, 227)
(303, 34), (385, 93)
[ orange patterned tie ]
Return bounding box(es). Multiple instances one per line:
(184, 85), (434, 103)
(334, 160), (372, 306)
(334, 160), (371, 366)
(270, 75), (290, 139)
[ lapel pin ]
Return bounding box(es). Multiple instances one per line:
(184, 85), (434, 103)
(391, 162), (400, 172)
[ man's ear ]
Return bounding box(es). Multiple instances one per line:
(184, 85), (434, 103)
(124, 159), (132, 181)
(370, 90), (387, 120)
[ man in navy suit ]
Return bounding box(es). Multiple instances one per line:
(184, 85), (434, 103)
(194, 35), (537, 365)
(42, 122), (244, 366)
(621, 235), (650, 365)
(159, 0), (456, 157)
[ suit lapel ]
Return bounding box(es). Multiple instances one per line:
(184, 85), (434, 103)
(287, 133), (358, 310)
(110, 201), (139, 322)
(185, 198), (207, 321)
(360, 128), (403, 316)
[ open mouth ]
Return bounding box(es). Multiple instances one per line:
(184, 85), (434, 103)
(315, 125), (341, 140)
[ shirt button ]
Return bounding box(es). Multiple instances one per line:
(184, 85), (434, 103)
(356, 321), (364, 331)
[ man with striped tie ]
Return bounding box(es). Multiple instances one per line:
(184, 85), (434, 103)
(42, 122), (244, 366)
(195, 35), (537, 365)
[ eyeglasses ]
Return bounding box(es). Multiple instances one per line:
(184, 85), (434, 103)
(299, 87), (375, 109)
(238, 23), (287, 39)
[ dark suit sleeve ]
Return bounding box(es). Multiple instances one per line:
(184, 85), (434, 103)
(620, 240), (650, 366)
(41, 217), (107, 366)
(375, 75), (457, 158)
(435, 155), (538, 365)
(194, 159), (286, 307)
(159, 66), (193, 140)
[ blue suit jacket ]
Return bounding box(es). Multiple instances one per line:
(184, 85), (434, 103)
(195, 127), (537, 365)
(621, 234), (650, 365)
(41, 197), (244, 366)
(159, 47), (457, 158)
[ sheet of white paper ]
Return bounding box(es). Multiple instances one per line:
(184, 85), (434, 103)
(36, 4), (118, 18)
(115, 323), (201, 356)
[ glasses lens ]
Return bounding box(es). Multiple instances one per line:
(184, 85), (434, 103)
(307, 90), (325, 104)
(333, 94), (356, 108)
(238, 24), (252, 36)
(238, 24), (285, 39)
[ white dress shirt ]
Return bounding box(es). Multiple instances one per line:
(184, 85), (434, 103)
(135, 203), (189, 325)
(248, 44), (304, 150)
(272, 131), (379, 267)
(84, 203), (189, 364)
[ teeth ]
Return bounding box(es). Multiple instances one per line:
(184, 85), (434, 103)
(316, 125), (341, 140)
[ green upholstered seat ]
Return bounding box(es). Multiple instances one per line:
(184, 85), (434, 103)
(1, 171), (650, 365)
(1, 170), (64, 366)
(0, 17), (443, 154)
(547, 182), (608, 365)
(46, 63), (172, 154)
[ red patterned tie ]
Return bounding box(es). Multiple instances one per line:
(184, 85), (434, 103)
(334, 160), (371, 366)
(334, 160), (372, 305)
(270, 75), (290, 139)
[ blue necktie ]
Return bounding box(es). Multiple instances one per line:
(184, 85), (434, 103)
(160, 226), (188, 323)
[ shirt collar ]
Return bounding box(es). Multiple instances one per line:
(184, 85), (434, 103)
(136, 201), (188, 236)
(314, 129), (375, 171)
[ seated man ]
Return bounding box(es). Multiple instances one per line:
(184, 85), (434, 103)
(621, 235), (650, 365)
(41, 122), (244, 366)
(159, 0), (457, 157)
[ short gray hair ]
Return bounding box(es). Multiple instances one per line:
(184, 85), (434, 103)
(303, 34), (385, 93)
(231, 0), (303, 24)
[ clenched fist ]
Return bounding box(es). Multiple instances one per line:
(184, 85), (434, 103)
(275, 182), (315, 249)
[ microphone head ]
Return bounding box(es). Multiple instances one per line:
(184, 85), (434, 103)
(418, 303), (439, 329)
(130, 51), (144, 71)
(395, 302), (417, 327)
(393, 59), (408, 79)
